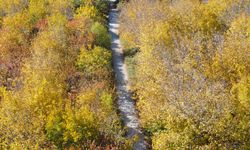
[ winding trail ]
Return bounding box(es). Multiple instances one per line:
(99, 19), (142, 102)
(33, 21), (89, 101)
(108, 2), (147, 150)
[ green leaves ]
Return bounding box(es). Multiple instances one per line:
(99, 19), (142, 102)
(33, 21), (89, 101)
(91, 22), (111, 49)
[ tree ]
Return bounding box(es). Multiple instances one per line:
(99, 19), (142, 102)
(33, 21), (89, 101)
(120, 0), (250, 149)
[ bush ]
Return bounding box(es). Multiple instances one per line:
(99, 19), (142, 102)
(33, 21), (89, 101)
(77, 46), (111, 75)
(91, 22), (111, 49)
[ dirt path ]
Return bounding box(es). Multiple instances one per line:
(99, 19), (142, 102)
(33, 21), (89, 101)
(108, 3), (148, 150)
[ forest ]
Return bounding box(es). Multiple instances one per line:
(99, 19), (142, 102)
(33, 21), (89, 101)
(120, 0), (249, 149)
(0, 0), (129, 149)
(0, 0), (249, 149)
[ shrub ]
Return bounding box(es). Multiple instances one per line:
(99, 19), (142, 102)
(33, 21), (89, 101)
(76, 46), (111, 75)
(91, 22), (111, 49)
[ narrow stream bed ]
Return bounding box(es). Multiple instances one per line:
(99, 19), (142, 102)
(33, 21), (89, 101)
(108, 2), (148, 150)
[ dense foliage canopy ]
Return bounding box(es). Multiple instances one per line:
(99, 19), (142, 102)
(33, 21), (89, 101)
(0, 0), (249, 149)
(120, 0), (250, 149)
(0, 0), (129, 149)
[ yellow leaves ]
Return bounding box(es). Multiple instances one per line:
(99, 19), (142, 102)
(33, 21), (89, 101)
(76, 46), (111, 75)
(228, 13), (250, 38)
(0, 11), (31, 55)
(237, 77), (250, 105)
(74, 5), (98, 20)
(218, 14), (250, 82)
(0, 85), (49, 149)
(194, 5), (223, 34)
(0, 29), (24, 54)
(3, 11), (31, 33)
(24, 77), (63, 111)
(62, 105), (97, 143)
(0, 12), (31, 63)
(206, 0), (229, 13)
(121, 0), (250, 149)
(77, 88), (113, 114)
(77, 88), (97, 106)
(140, 21), (170, 47)
(0, 86), (7, 101)
(0, 0), (28, 15)
(100, 91), (113, 112)
(74, 0), (92, 7)
(0, 87), (15, 112)
(28, 0), (48, 23)
(0, 0), (121, 148)
(48, 0), (73, 16)
(156, 22), (171, 46)
(191, 0), (240, 35)
(231, 76), (250, 109)
(44, 86), (117, 148)
(120, 31), (138, 49)
(152, 131), (185, 150)
(48, 13), (67, 29)
(124, 0), (149, 21)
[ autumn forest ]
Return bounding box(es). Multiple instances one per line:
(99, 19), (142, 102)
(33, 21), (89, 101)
(0, 0), (249, 149)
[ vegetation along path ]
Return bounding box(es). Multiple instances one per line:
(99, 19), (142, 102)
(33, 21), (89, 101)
(108, 1), (147, 150)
